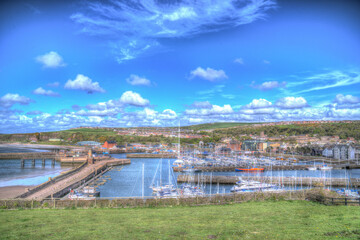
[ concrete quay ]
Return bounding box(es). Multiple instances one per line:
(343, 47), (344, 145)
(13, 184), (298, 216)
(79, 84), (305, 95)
(177, 175), (360, 187)
(173, 165), (313, 172)
(18, 158), (130, 200)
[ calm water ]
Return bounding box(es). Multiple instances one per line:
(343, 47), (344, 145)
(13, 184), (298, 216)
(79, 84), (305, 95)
(2, 148), (359, 194)
(0, 147), (70, 187)
(95, 154), (360, 198)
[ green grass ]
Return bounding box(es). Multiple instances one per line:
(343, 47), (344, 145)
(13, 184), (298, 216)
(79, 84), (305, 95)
(1, 201), (359, 239)
(63, 128), (117, 136)
(185, 122), (260, 131)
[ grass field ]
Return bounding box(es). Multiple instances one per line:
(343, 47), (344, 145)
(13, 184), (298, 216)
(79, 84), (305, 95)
(185, 122), (260, 131)
(1, 201), (359, 239)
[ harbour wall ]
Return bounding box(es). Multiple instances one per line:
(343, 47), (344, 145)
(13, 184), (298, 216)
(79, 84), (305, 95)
(177, 175), (360, 187)
(126, 153), (176, 158)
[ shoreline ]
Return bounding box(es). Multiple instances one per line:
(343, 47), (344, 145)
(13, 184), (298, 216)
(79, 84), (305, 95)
(0, 185), (34, 199)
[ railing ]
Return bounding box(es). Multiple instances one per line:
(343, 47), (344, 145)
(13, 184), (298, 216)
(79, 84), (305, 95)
(328, 197), (360, 206)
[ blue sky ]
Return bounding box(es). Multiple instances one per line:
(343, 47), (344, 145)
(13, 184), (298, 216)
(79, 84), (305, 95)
(1, 0), (360, 133)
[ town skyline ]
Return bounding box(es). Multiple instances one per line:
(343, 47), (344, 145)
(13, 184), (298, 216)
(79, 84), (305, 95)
(1, 0), (360, 133)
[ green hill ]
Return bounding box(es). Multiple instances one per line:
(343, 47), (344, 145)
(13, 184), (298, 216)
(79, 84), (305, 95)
(183, 122), (259, 131)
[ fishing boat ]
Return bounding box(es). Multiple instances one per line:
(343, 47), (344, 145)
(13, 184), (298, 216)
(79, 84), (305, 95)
(319, 165), (333, 170)
(306, 166), (317, 171)
(179, 183), (205, 197)
(230, 177), (278, 192)
(235, 167), (264, 172)
(68, 187), (99, 200)
(151, 159), (179, 198)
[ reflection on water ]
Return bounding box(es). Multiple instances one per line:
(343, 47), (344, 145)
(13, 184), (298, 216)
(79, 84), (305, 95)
(0, 147), (72, 187)
(96, 154), (360, 198)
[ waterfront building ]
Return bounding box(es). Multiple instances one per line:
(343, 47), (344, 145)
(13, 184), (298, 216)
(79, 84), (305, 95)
(102, 141), (117, 149)
(331, 144), (360, 160)
(227, 140), (241, 151)
(322, 148), (333, 158)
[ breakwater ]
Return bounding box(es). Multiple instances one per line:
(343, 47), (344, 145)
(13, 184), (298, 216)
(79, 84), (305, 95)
(17, 158), (131, 200)
(173, 165), (313, 172)
(177, 175), (360, 187)
(173, 164), (360, 172)
(0, 152), (57, 160)
(126, 153), (176, 158)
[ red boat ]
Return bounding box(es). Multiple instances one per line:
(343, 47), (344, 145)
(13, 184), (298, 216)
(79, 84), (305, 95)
(235, 168), (265, 172)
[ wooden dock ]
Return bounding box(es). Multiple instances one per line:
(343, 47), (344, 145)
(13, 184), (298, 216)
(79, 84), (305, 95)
(177, 175), (360, 187)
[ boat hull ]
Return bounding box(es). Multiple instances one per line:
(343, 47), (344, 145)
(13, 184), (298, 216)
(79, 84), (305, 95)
(235, 168), (265, 172)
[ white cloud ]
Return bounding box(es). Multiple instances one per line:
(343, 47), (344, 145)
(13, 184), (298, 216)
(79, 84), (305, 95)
(159, 109), (177, 120)
(36, 51), (66, 68)
(292, 70), (360, 94)
(119, 91), (149, 107)
(163, 7), (197, 21)
(275, 97), (308, 109)
(185, 104), (233, 116)
(33, 87), (60, 97)
(253, 81), (286, 91)
(65, 74), (105, 94)
(71, 0), (276, 63)
(263, 60), (271, 64)
(0, 93), (33, 108)
(234, 58), (244, 64)
(245, 98), (272, 109)
(126, 74), (151, 86)
(334, 94), (360, 104)
(190, 67), (228, 81)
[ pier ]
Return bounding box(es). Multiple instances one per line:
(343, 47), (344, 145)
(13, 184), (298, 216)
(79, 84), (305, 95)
(17, 157), (131, 200)
(177, 175), (360, 187)
(0, 152), (57, 160)
(20, 158), (56, 167)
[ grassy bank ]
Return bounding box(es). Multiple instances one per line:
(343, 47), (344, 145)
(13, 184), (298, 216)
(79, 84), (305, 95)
(1, 201), (359, 239)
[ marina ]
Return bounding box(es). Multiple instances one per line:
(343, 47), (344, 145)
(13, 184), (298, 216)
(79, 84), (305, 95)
(1, 148), (359, 199)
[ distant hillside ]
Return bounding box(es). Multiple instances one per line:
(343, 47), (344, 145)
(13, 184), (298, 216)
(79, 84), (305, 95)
(183, 122), (260, 131)
(214, 122), (360, 140)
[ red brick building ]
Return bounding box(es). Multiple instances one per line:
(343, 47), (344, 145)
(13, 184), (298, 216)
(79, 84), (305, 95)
(227, 140), (241, 151)
(102, 141), (117, 149)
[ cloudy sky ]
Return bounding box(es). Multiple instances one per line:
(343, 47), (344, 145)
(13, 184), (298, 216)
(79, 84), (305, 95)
(1, 0), (360, 133)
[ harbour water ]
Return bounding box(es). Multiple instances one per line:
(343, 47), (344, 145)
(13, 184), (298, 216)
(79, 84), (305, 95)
(0, 147), (70, 187)
(1, 148), (359, 195)
(95, 154), (360, 198)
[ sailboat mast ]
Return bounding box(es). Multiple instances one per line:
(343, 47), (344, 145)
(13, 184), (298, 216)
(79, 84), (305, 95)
(178, 120), (180, 159)
(168, 159), (171, 185)
(142, 163), (144, 199)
